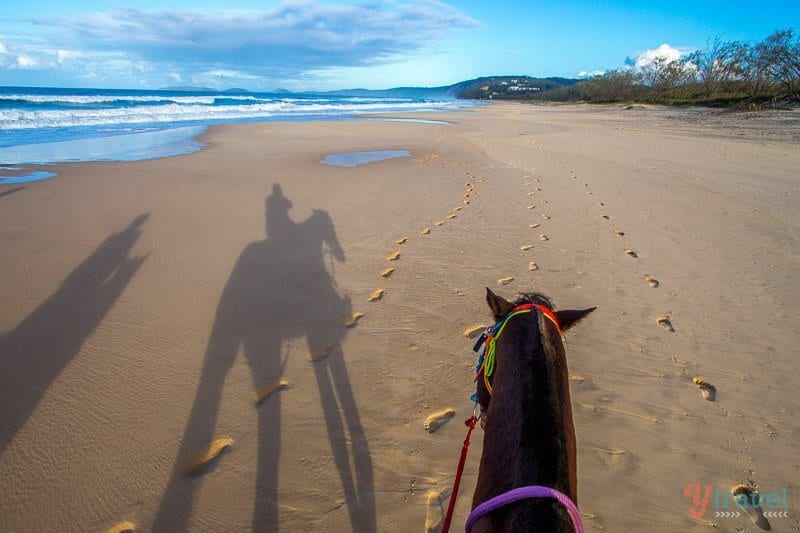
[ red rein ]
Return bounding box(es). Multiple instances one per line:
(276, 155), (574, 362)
(440, 415), (478, 533)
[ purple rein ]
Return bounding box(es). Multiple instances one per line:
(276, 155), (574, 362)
(465, 485), (585, 533)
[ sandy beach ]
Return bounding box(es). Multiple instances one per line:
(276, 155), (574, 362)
(1, 103), (799, 532)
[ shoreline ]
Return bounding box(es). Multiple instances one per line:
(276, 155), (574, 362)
(1, 103), (798, 531)
(3, 101), (798, 184)
(0, 109), (466, 183)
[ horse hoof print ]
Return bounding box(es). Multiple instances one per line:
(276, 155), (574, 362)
(423, 409), (456, 433)
(254, 380), (291, 406)
(343, 312), (364, 327)
(692, 377), (716, 401)
(183, 438), (233, 476)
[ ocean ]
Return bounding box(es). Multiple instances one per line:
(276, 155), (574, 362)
(0, 86), (469, 169)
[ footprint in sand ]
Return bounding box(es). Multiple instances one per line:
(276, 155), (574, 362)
(692, 377), (716, 401)
(426, 490), (447, 533)
(419, 228), (431, 235)
(540, 235), (548, 241)
(396, 237), (407, 245)
(527, 191), (536, 196)
(434, 220), (445, 226)
(529, 262), (539, 271)
(496, 276), (514, 285)
(600, 214), (610, 219)
(542, 214), (550, 219)
(527, 205), (536, 209)
(387, 251), (400, 261)
(625, 249), (637, 258)
(732, 485), (771, 529)
(254, 380), (290, 406)
(343, 312), (364, 327)
(453, 206), (462, 212)
(520, 244), (534, 251)
(424, 409), (456, 433)
(615, 229), (625, 236)
(311, 343), (334, 361)
(597, 202), (605, 207)
(367, 289), (384, 302)
(464, 325), (485, 338)
(381, 268), (395, 278)
(108, 521), (136, 533)
(656, 316), (674, 332)
(540, 199), (548, 203)
(447, 213), (457, 219)
(645, 276), (659, 288)
(183, 438), (233, 477)
(529, 223), (541, 228)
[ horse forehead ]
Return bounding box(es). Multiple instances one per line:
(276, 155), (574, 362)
(501, 310), (562, 353)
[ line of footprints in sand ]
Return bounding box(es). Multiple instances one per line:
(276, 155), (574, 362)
(520, 134), (716, 403)
(370, 176), (485, 437)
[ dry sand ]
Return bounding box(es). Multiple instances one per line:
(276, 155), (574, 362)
(1, 103), (799, 532)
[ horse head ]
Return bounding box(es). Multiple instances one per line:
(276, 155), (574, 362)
(469, 288), (594, 532)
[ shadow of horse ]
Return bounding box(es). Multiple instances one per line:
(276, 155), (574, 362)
(154, 184), (375, 531)
(0, 214), (149, 455)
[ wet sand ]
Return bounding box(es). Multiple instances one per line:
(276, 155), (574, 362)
(1, 103), (799, 531)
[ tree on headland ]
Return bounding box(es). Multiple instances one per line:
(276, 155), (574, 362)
(577, 69), (644, 102)
(685, 37), (748, 98)
(755, 29), (800, 100)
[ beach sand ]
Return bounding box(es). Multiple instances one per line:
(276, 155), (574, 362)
(1, 103), (799, 532)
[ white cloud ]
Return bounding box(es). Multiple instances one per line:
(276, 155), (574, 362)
(577, 69), (605, 78)
(627, 43), (693, 70)
(56, 49), (82, 65)
(16, 53), (38, 68)
(1, 40), (20, 68)
(32, 1), (480, 82)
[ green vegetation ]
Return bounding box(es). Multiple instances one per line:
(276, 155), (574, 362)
(461, 29), (800, 109)
(452, 76), (579, 100)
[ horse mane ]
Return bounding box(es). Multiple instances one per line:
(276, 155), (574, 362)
(511, 292), (554, 310)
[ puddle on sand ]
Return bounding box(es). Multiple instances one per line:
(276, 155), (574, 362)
(320, 150), (411, 168)
(0, 171), (58, 184)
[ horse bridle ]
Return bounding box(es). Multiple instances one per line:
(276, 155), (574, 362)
(472, 303), (561, 401)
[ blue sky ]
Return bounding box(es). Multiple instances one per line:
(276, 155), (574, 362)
(1, 0), (798, 90)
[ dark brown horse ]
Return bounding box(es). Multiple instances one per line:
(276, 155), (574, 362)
(469, 288), (594, 532)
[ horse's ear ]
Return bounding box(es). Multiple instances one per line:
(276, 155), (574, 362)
(486, 287), (513, 321)
(556, 307), (596, 331)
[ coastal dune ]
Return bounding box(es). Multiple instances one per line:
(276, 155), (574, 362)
(1, 103), (798, 531)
